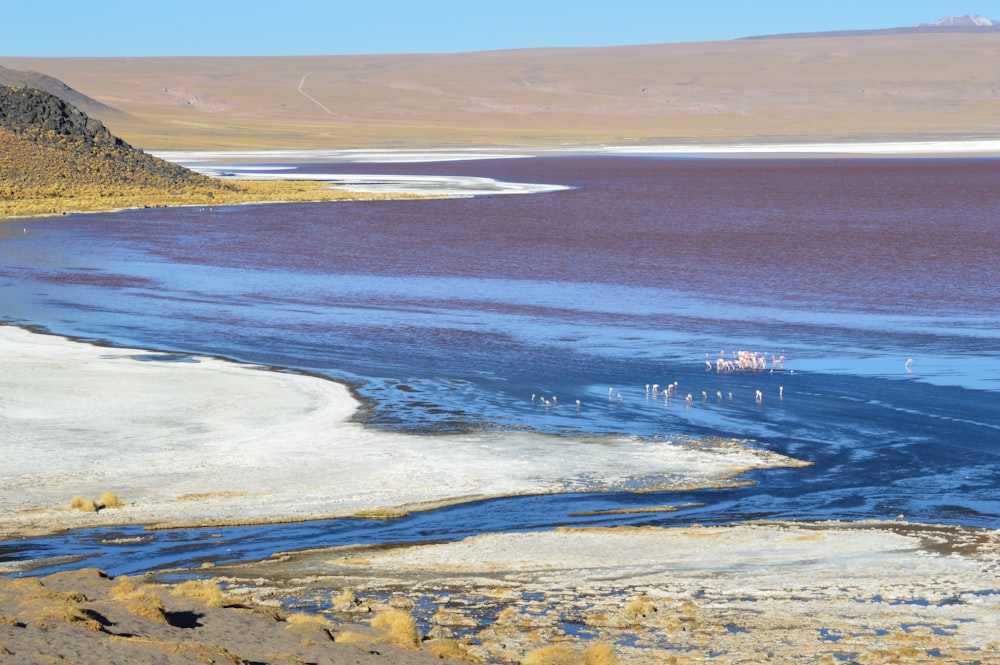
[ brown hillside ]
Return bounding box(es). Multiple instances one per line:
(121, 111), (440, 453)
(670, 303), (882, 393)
(0, 63), (122, 118)
(4, 32), (1000, 150)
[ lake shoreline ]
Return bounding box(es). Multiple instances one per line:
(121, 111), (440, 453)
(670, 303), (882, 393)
(0, 324), (806, 544)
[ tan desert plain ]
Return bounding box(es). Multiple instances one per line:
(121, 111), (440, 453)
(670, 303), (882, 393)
(4, 30), (1000, 150)
(2, 29), (1000, 665)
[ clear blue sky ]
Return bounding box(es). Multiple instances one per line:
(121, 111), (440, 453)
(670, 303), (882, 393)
(3, 1), (992, 57)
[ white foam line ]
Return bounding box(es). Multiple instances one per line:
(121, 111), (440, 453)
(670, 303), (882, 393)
(199, 169), (571, 197)
(598, 139), (1000, 156)
(154, 140), (1000, 166)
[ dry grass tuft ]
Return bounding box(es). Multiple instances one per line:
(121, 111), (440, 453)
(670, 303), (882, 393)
(522, 643), (618, 665)
(285, 611), (329, 626)
(624, 594), (656, 618)
(371, 609), (422, 649)
(99, 491), (123, 509)
(334, 629), (374, 645)
(109, 577), (138, 600)
(124, 589), (169, 624)
(109, 576), (169, 624)
(0, 576), (103, 631)
(428, 638), (478, 662)
(331, 587), (356, 607)
(34, 602), (103, 632)
(69, 496), (98, 512)
(171, 579), (226, 607)
(583, 643), (618, 665)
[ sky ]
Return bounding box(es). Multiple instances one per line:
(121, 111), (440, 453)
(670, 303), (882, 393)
(3, 1), (993, 57)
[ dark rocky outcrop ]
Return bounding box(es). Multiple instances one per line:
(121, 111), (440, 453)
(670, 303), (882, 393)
(0, 84), (124, 147)
(0, 85), (227, 197)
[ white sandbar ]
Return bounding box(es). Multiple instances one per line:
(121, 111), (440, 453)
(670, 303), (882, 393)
(0, 326), (803, 539)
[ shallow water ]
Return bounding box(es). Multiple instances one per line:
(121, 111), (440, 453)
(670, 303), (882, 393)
(2, 155), (998, 575)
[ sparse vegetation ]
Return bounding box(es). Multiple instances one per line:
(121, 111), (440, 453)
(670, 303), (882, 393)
(624, 594), (656, 618)
(69, 495), (98, 512)
(99, 491), (123, 509)
(172, 579), (226, 607)
(70, 491), (122, 512)
(370, 609), (422, 649)
(285, 611), (331, 626)
(109, 576), (169, 623)
(331, 587), (357, 609)
(522, 642), (618, 665)
(427, 638), (478, 662)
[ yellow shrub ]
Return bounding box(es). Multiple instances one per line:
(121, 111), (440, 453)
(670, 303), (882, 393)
(371, 609), (421, 649)
(70, 496), (98, 512)
(522, 643), (618, 665)
(172, 579), (225, 607)
(286, 612), (329, 626)
(99, 491), (123, 509)
(624, 595), (656, 617)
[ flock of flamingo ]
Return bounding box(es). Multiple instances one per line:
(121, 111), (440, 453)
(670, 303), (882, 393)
(531, 349), (791, 411)
(529, 352), (916, 412)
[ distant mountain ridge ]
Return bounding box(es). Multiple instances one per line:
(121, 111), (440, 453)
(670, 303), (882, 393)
(0, 64), (121, 120)
(744, 15), (1000, 39)
(918, 15), (998, 27)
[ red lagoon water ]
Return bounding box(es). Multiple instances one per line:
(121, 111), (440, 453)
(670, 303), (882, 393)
(252, 155), (1000, 316)
(1, 156), (998, 542)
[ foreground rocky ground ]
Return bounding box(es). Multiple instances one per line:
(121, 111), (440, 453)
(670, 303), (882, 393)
(199, 521), (1000, 664)
(4, 521), (996, 664)
(0, 568), (468, 665)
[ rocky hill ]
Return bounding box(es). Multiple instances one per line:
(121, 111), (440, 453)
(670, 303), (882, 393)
(0, 85), (227, 197)
(0, 85), (397, 219)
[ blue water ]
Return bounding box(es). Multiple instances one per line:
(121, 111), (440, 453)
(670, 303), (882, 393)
(1, 155), (998, 576)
